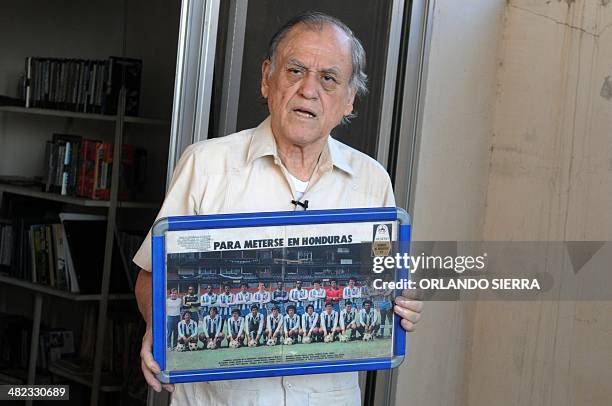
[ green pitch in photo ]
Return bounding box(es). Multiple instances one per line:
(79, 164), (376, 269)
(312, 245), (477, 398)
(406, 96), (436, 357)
(167, 338), (393, 371)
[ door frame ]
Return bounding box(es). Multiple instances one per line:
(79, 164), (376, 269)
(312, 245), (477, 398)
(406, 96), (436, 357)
(160, 1), (435, 405)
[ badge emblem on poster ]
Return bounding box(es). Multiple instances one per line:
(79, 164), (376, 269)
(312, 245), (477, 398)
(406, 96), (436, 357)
(372, 224), (392, 257)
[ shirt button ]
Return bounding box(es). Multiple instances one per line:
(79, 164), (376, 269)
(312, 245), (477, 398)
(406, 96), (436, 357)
(286, 383), (292, 388)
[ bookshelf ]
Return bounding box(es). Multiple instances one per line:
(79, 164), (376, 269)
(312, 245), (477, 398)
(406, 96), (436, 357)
(0, 89), (154, 406)
(0, 105), (171, 126)
(0, 184), (160, 209)
(0, 2), (180, 404)
(0, 274), (134, 301)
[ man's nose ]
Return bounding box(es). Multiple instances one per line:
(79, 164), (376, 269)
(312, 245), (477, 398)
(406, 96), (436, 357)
(298, 72), (319, 99)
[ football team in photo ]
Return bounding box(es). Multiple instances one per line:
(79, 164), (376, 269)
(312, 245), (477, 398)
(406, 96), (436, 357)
(167, 279), (393, 351)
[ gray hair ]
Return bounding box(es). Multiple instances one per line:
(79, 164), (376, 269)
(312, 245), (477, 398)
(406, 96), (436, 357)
(265, 11), (368, 123)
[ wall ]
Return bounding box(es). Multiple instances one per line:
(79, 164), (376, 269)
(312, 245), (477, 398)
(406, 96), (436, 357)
(469, 0), (612, 405)
(394, 0), (506, 404)
(395, 0), (612, 405)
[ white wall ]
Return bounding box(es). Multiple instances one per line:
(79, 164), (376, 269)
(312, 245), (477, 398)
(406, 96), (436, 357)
(395, 0), (612, 405)
(394, 0), (506, 404)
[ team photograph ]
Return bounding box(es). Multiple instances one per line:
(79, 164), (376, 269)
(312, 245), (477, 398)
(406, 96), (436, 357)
(164, 242), (397, 371)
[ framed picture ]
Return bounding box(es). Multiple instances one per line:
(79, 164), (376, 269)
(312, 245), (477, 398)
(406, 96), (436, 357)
(152, 207), (410, 383)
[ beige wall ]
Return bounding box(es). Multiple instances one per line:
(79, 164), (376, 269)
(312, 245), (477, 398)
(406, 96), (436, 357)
(394, 0), (505, 404)
(469, 1), (612, 405)
(395, 0), (612, 405)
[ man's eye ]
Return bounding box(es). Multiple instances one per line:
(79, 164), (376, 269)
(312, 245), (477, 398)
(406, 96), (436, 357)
(322, 75), (335, 82)
(288, 68), (302, 75)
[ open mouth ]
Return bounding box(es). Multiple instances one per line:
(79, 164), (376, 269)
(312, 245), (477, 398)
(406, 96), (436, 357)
(292, 108), (317, 119)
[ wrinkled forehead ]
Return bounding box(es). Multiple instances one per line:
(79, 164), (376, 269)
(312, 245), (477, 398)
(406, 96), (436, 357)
(276, 23), (352, 70)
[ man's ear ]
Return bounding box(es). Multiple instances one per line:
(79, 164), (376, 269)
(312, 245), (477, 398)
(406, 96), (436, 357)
(343, 90), (356, 116)
(261, 59), (272, 99)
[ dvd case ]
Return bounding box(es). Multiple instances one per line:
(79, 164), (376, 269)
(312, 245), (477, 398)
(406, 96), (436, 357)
(152, 207), (410, 383)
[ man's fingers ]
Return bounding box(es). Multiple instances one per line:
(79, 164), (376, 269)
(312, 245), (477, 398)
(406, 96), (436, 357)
(142, 352), (161, 375)
(401, 288), (423, 301)
(395, 296), (424, 313)
(141, 329), (161, 374)
(400, 318), (417, 332)
(162, 384), (175, 393)
(141, 358), (162, 392)
(394, 305), (422, 324)
(140, 344), (161, 374)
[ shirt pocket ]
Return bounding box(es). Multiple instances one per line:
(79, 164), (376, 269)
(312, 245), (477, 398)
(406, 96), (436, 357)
(307, 387), (361, 406)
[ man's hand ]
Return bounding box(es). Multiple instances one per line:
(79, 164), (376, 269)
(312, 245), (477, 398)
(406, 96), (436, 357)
(393, 289), (423, 332)
(140, 327), (174, 393)
(135, 270), (174, 393)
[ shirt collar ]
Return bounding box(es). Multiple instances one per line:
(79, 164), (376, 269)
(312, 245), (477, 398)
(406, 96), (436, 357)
(247, 116), (354, 176)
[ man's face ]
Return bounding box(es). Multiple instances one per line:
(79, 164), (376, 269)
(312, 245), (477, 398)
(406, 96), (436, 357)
(288, 308), (295, 316)
(365, 303), (371, 311)
(331, 280), (337, 288)
(314, 282), (320, 290)
(232, 313), (239, 320)
(346, 304), (352, 312)
(241, 285), (247, 292)
(307, 307), (313, 315)
(277, 282), (283, 290)
(170, 291), (177, 299)
(225, 286), (230, 293)
(251, 308), (258, 316)
(206, 286), (212, 293)
(188, 287), (194, 294)
(272, 309), (279, 316)
(184, 313), (191, 321)
(210, 309), (217, 317)
(325, 306), (333, 314)
(261, 23), (355, 148)
(258, 283), (265, 291)
(296, 281), (302, 289)
(349, 279), (355, 287)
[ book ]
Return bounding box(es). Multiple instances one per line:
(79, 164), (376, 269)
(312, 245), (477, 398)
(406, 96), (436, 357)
(45, 225), (55, 287)
(76, 139), (100, 198)
(52, 134), (82, 196)
(93, 142), (110, 200)
(43, 141), (58, 193)
(24, 57), (32, 108)
(0, 222), (12, 267)
(104, 57), (142, 116)
(51, 224), (68, 291)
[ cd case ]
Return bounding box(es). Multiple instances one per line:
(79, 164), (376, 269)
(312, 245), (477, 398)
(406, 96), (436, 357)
(152, 207), (410, 383)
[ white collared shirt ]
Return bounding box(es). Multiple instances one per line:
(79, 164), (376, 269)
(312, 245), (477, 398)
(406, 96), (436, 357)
(134, 117), (394, 406)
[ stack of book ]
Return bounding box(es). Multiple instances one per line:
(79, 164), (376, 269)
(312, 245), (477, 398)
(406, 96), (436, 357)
(4, 212), (135, 294)
(43, 133), (147, 200)
(22, 56), (142, 116)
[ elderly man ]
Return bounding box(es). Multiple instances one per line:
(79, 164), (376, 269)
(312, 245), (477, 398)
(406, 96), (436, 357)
(134, 11), (422, 405)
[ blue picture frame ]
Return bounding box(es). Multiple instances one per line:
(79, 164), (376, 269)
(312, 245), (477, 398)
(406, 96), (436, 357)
(152, 207), (410, 383)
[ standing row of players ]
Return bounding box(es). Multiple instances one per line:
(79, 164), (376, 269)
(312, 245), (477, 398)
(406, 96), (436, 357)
(174, 278), (392, 317)
(171, 300), (381, 350)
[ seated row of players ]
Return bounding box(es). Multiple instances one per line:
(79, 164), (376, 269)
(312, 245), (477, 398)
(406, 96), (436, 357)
(180, 278), (390, 322)
(175, 300), (381, 350)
